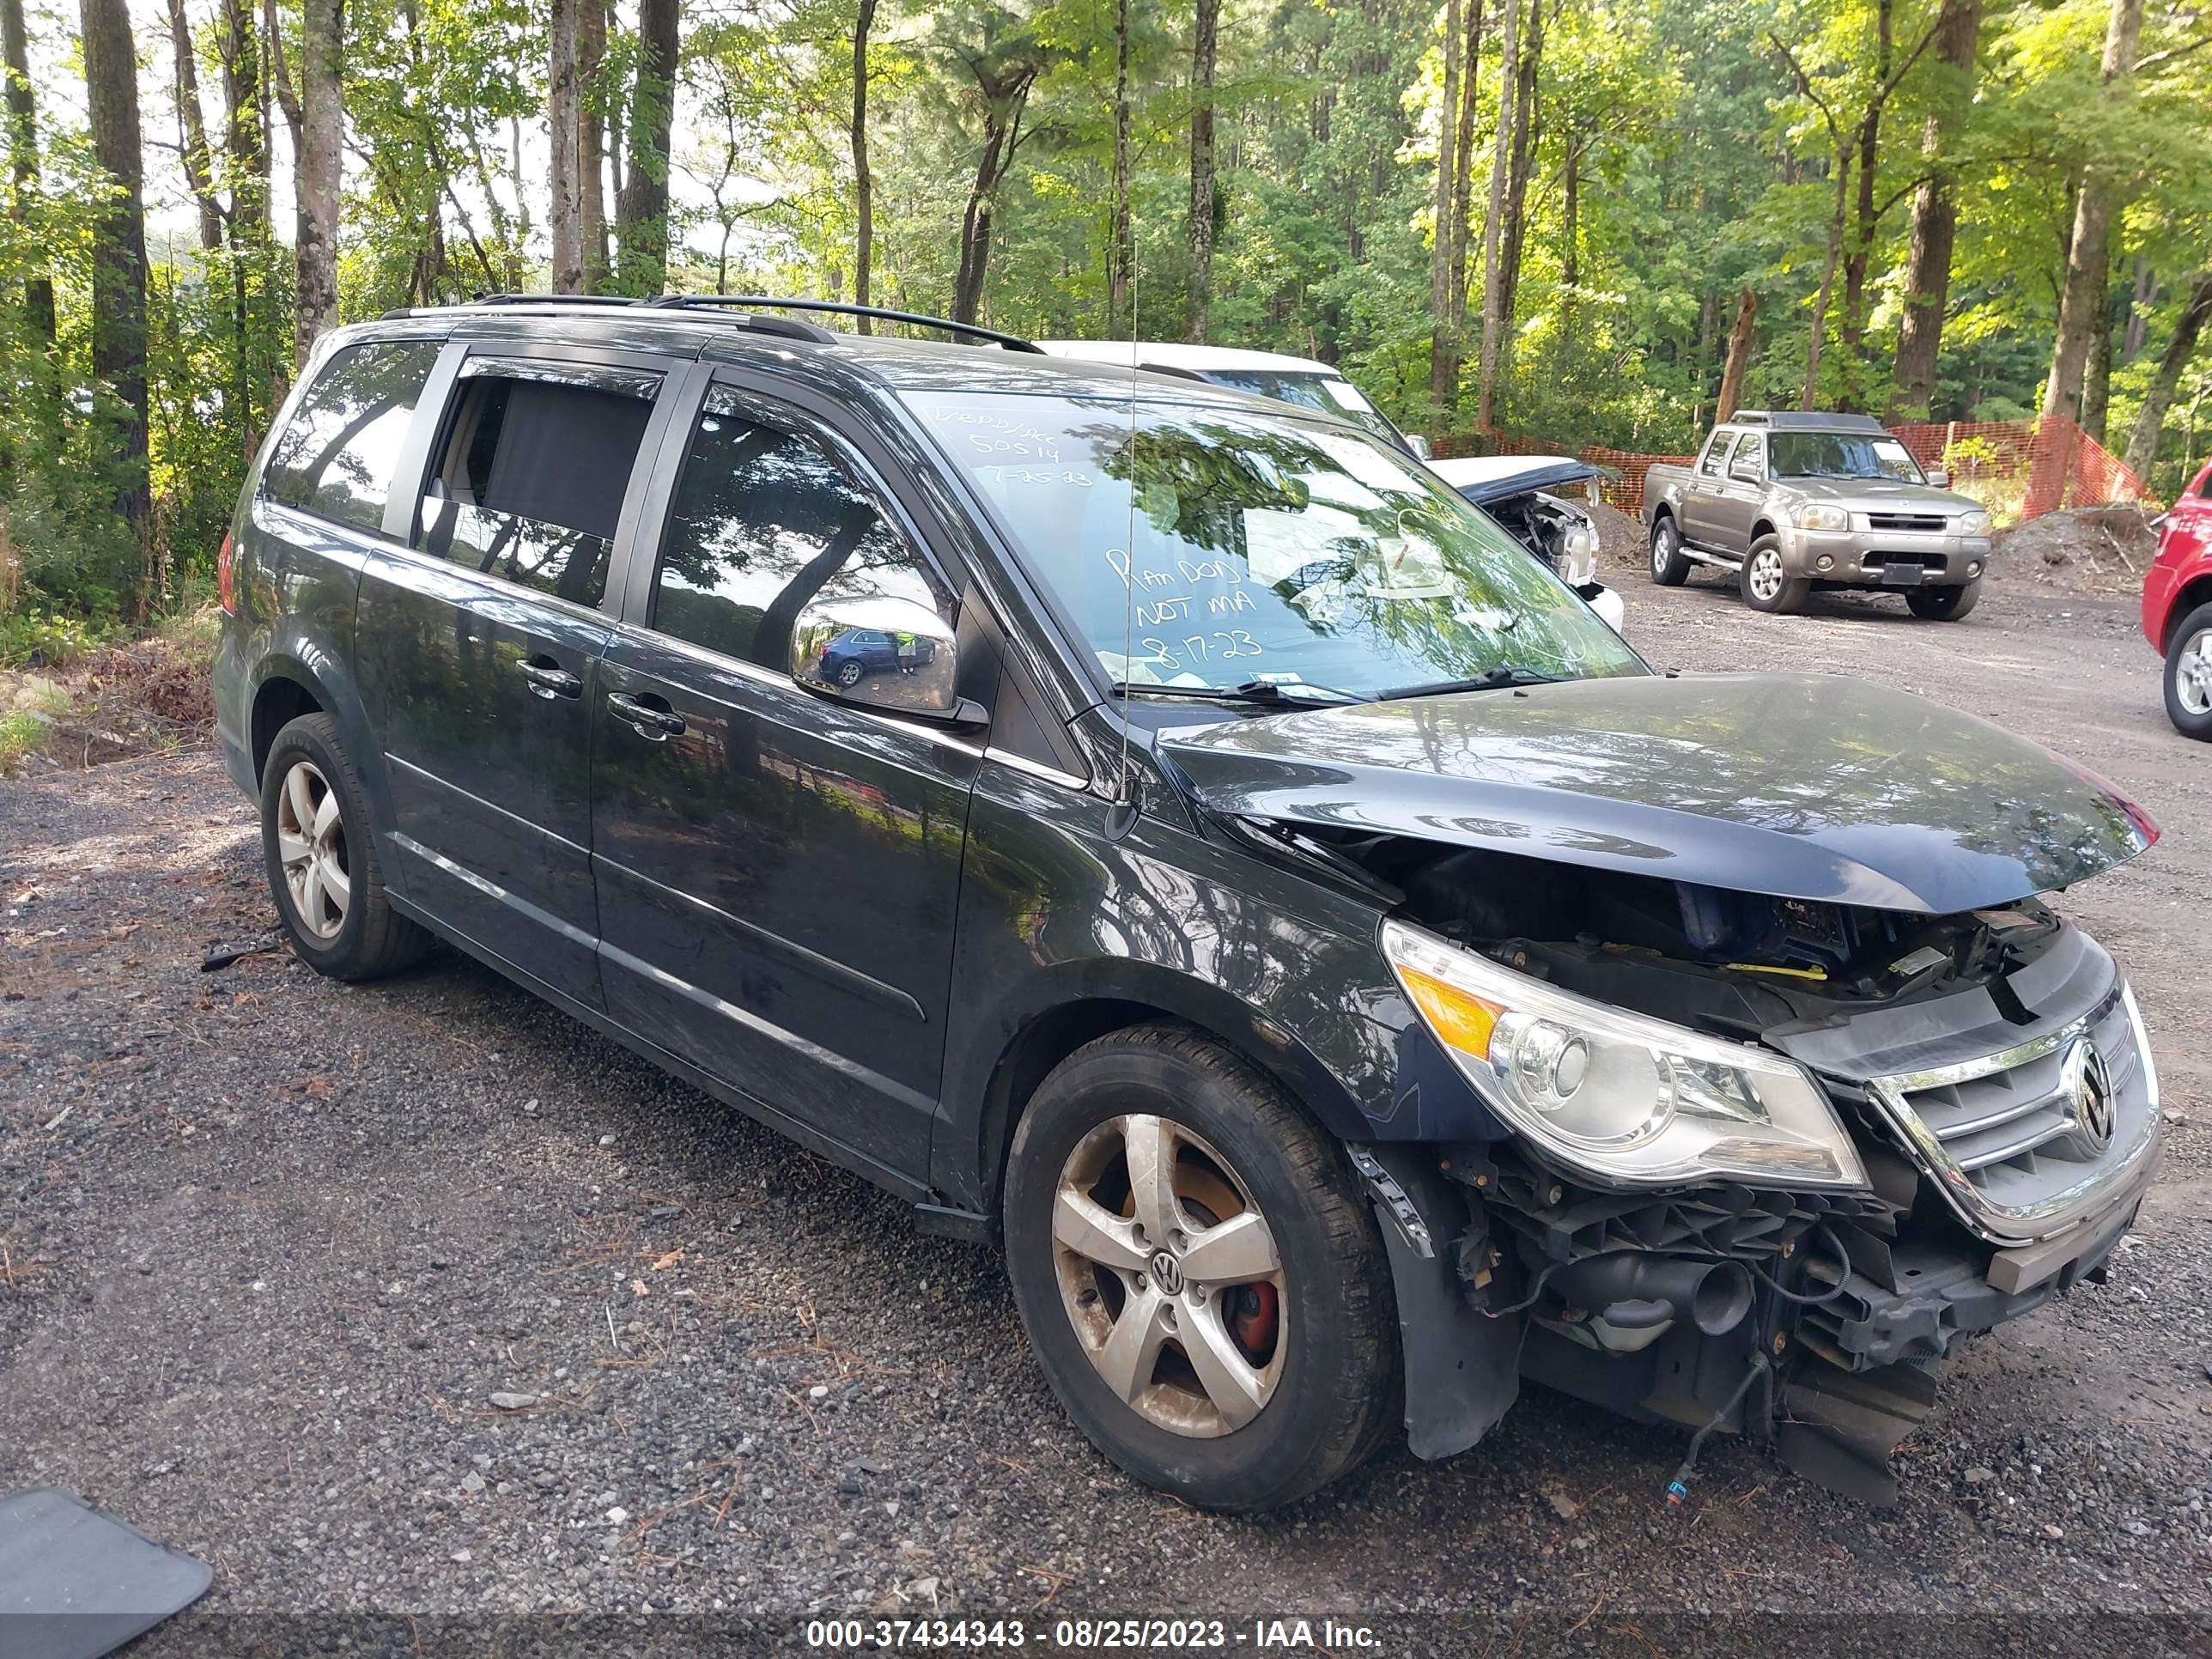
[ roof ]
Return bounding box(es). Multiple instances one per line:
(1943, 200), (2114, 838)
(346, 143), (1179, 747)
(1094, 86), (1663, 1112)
(1727, 410), (1889, 434)
(1035, 339), (1341, 376)
(344, 301), (1288, 410)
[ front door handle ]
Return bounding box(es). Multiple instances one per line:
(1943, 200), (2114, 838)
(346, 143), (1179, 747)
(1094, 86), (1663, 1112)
(607, 690), (686, 740)
(518, 655), (583, 700)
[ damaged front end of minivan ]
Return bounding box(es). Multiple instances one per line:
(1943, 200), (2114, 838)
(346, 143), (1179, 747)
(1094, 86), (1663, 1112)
(1163, 674), (2164, 1504)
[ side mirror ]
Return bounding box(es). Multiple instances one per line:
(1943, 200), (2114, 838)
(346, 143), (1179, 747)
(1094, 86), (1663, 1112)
(1924, 466), (1951, 489)
(791, 594), (979, 724)
(1405, 434), (1433, 461)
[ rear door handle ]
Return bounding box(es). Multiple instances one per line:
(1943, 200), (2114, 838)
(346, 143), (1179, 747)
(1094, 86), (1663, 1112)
(607, 690), (686, 739)
(518, 656), (583, 700)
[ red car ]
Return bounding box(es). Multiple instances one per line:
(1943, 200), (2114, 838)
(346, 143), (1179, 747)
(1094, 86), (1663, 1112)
(2145, 456), (2212, 738)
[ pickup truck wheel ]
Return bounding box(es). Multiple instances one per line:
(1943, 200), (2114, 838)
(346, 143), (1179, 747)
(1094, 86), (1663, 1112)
(1648, 516), (1692, 586)
(1905, 579), (1981, 622)
(259, 713), (429, 981)
(1741, 537), (1809, 615)
(1003, 1024), (1399, 1511)
(2164, 602), (2212, 740)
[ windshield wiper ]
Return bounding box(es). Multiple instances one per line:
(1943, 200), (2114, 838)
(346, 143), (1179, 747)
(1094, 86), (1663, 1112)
(1376, 665), (1561, 701)
(1112, 678), (1371, 708)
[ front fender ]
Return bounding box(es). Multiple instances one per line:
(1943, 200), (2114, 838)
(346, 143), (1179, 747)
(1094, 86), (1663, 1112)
(934, 764), (1413, 1212)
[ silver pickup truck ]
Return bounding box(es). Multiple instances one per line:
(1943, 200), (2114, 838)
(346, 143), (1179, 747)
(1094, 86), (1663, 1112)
(1642, 410), (1994, 618)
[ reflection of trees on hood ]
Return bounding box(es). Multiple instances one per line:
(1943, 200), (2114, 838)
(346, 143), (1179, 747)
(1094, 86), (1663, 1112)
(1181, 676), (2149, 895)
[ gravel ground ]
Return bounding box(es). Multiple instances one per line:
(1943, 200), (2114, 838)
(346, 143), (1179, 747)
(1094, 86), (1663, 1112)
(3, 565), (2209, 1656)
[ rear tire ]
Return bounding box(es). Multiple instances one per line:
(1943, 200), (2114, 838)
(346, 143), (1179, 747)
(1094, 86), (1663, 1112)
(259, 713), (428, 981)
(1906, 579), (1981, 622)
(1741, 535), (1809, 615)
(1003, 1024), (1399, 1511)
(1648, 515), (1692, 586)
(2164, 602), (2212, 741)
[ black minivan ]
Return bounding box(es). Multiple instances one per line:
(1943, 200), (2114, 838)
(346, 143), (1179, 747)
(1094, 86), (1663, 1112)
(215, 297), (2163, 1511)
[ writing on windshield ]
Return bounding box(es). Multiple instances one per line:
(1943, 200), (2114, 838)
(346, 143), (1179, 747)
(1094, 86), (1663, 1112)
(905, 392), (1642, 700)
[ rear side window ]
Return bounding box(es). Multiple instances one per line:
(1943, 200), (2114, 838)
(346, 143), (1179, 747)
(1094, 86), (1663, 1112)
(1698, 433), (1735, 478)
(416, 362), (659, 607)
(651, 390), (950, 668)
(261, 340), (440, 532)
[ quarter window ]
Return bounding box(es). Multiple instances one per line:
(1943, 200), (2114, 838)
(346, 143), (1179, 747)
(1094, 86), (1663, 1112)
(261, 340), (440, 532)
(1698, 433), (1735, 478)
(416, 363), (659, 607)
(651, 390), (951, 668)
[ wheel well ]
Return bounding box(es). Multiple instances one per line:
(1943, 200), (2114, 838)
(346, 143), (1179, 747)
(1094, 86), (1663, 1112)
(1750, 520), (1778, 543)
(975, 1000), (1160, 1211)
(2169, 577), (2212, 649)
(1650, 503), (1674, 526)
(251, 676), (323, 783)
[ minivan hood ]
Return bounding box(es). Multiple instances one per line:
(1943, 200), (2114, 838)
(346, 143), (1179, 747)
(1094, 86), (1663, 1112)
(1160, 673), (2154, 914)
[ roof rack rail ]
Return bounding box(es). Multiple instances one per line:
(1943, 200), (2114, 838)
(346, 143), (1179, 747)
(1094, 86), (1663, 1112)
(1729, 409), (1887, 433)
(648, 295), (1044, 354)
(440, 292), (837, 344)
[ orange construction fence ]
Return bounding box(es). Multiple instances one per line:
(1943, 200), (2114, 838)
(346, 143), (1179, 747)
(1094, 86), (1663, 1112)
(1433, 415), (2145, 521)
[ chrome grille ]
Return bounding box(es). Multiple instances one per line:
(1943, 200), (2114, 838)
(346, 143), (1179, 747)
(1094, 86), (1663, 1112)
(1866, 983), (2160, 1244)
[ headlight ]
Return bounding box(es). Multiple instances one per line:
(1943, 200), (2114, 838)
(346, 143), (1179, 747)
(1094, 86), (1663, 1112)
(1559, 525), (1598, 586)
(1956, 509), (1990, 536)
(1380, 920), (1868, 1189)
(1792, 503), (1850, 532)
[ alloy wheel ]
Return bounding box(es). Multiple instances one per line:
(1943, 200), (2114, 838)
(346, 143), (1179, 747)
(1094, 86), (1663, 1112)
(1747, 547), (1785, 604)
(2179, 629), (2212, 715)
(1650, 526), (1674, 577)
(275, 759), (350, 940)
(1049, 1114), (1286, 1437)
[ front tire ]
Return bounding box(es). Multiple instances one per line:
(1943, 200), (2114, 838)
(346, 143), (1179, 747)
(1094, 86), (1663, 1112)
(1741, 535), (1809, 614)
(1648, 515), (1692, 586)
(2165, 601), (2212, 740)
(1906, 579), (1981, 622)
(259, 713), (428, 980)
(1003, 1024), (1398, 1511)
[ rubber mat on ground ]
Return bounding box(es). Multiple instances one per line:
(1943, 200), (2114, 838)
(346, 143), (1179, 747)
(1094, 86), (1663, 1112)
(0, 1488), (211, 1659)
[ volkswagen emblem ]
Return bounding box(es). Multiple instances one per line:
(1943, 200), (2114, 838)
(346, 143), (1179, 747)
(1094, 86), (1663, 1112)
(2060, 1037), (2116, 1153)
(1148, 1250), (1185, 1297)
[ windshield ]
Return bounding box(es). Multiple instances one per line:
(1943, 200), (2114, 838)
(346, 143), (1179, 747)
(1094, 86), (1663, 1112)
(906, 392), (1643, 700)
(1197, 370), (1411, 452)
(1768, 432), (1926, 484)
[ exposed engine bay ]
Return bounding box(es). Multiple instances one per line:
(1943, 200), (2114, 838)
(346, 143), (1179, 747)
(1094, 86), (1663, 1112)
(1480, 488), (1604, 592)
(1310, 830), (2129, 1504)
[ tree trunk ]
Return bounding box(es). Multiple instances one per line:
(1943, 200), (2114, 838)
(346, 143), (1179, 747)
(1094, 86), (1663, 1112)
(547, 0), (581, 293)
(167, 0), (224, 250)
(953, 111), (1012, 325)
(1446, 0), (1482, 335)
(1474, 0), (1520, 430)
(2123, 270), (2212, 479)
(1891, 0), (1982, 418)
(1107, 0), (1130, 330)
(223, 0), (265, 239)
(1492, 0), (1542, 377)
(1427, 0), (1462, 413)
(292, 0), (343, 364)
(2, 0), (55, 348)
(1839, 0), (1893, 374)
(2082, 268), (2114, 441)
(81, 0), (153, 550)
(850, 0), (874, 325)
(614, 0), (678, 295)
(1802, 155), (1851, 409)
(2043, 0), (2145, 422)
(1716, 286), (1757, 423)
(578, 0), (606, 290)
(1560, 127), (1578, 324)
(1187, 0), (1218, 341)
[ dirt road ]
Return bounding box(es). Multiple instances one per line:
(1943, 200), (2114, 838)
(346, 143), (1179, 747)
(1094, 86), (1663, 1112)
(3, 568), (2207, 1655)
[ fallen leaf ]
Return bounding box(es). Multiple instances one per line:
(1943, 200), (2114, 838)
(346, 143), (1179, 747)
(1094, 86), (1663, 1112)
(631, 1279), (649, 1296)
(651, 1249), (685, 1272)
